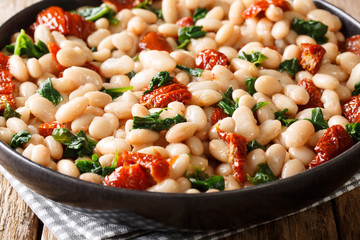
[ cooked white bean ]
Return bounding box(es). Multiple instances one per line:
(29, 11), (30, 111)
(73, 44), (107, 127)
(166, 143), (190, 157)
(282, 120), (315, 148)
(57, 159), (80, 178)
(44, 136), (63, 160)
(84, 91), (112, 108)
(190, 89), (222, 107)
(266, 144), (287, 177)
(19, 82), (38, 99)
(336, 52), (360, 75)
(126, 128), (160, 145)
(166, 122), (198, 143)
(209, 139), (228, 163)
(162, 0), (178, 23)
(255, 75), (282, 96)
(321, 89), (341, 117)
(281, 159), (306, 178)
(289, 146), (316, 166)
(328, 115), (350, 129)
(255, 120), (282, 145)
(26, 58), (43, 79)
(104, 101), (133, 119)
(6, 117), (29, 133)
(96, 136), (131, 155)
(57, 47), (87, 67)
(272, 94), (298, 115)
(185, 136), (204, 156)
(0, 127), (15, 144)
(9, 55), (29, 82)
(307, 9), (342, 32)
(100, 56), (135, 78)
(62, 67), (103, 90)
(312, 73), (339, 90)
(79, 173), (104, 184)
(31, 144), (51, 167)
(148, 179), (179, 193)
(233, 106), (259, 141)
(185, 105), (207, 131)
(283, 84), (310, 105)
(55, 97), (89, 123)
(169, 154), (190, 179)
(244, 149), (267, 177)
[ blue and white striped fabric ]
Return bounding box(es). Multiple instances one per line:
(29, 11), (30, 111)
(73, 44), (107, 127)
(1, 165), (359, 240)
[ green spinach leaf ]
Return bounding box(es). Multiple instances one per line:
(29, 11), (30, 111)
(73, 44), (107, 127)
(251, 102), (270, 112)
(143, 71), (174, 95)
(246, 140), (265, 153)
(291, 18), (328, 44)
(352, 81), (360, 96)
(176, 64), (204, 77)
(77, 5), (119, 25)
(36, 78), (63, 106)
(185, 166), (225, 192)
(346, 122), (360, 142)
(76, 152), (118, 176)
(177, 25), (206, 49)
(247, 163), (277, 185)
(305, 107), (329, 131)
(101, 86), (134, 100)
(3, 103), (21, 120)
(10, 130), (31, 149)
(134, 0), (163, 19)
(275, 108), (298, 127)
(193, 8), (208, 22)
(238, 51), (268, 66)
(217, 87), (238, 116)
(278, 58), (302, 76)
(245, 77), (257, 96)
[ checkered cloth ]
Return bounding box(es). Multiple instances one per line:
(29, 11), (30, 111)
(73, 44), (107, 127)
(1, 165), (359, 240)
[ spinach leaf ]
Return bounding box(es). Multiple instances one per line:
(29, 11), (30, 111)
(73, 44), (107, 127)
(52, 128), (97, 158)
(101, 86), (134, 100)
(176, 64), (204, 77)
(251, 102), (270, 112)
(274, 108), (298, 127)
(9, 130), (31, 149)
(352, 81), (360, 96)
(217, 87), (238, 116)
(134, 0), (163, 19)
(346, 122), (360, 142)
(305, 107), (329, 131)
(76, 152), (118, 176)
(185, 166), (225, 192)
(77, 5), (119, 25)
(193, 8), (208, 22)
(132, 109), (187, 132)
(245, 77), (257, 96)
(238, 51), (268, 66)
(177, 25), (206, 49)
(291, 18), (328, 44)
(278, 58), (302, 76)
(247, 163), (277, 185)
(132, 55), (139, 61)
(246, 140), (265, 153)
(3, 103), (21, 120)
(36, 78), (63, 106)
(90, 46), (97, 52)
(6, 29), (48, 59)
(143, 71), (174, 95)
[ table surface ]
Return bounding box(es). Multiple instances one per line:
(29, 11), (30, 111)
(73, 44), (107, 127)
(1, 0), (360, 239)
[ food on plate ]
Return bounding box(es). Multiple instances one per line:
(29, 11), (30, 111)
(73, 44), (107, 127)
(1, 0), (360, 193)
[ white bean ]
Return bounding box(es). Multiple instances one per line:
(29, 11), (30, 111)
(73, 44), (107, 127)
(281, 159), (305, 178)
(166, 122), (198, 143)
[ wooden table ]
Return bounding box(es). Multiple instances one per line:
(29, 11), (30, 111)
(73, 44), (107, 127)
(1, 0), (360, 239)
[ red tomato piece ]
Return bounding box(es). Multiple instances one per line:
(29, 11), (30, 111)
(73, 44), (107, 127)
(139, 32), (173, 53)
(344, 35), (360, 56)
(195, 49), (229, 71)
(0, 53), (15, 110)
(38, 123), (67, 137)
(175, 17), (194, 27)
(211, 107), (229, 125)
(242, 0), (291, 19)
(300, 43), (326, 75)
(83, 61), (101, 75)
(31, 6), (95, 40)
(310, 125), (354, 168)
(217, 126), (247, 183)
(343, 95), (360, 123)
(140, 79), (192, 108)
(297, 78), (324, 110)
(103, 151), (170, 190)
(102, 0), (135, 11)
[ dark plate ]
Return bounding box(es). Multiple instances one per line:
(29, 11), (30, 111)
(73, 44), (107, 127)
(0, 0), (360, 231)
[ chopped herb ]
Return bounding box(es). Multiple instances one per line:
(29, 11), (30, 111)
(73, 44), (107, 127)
(132, 109), (187, 132)
(245, 77), (257, 96)
(126, 70), (136, 79)
(185, 166), (225, 192)
(305, 107), (329, 131)
(246, 140), (265, 153)
(132, 55), (139, 61)
(193, 8), (208, 22)
(6, 29), (48, 59)
(278, 58), (302, 76)
(177, 25), (206, 49)
(3, 103), (21, 120)
(9, 130), (31, 149)
(346, 122), (360, 142)
(101, 86), (134, 100)
(247, 163), (277, 185)
(75, 152), (118, 177)
(176, 64), (204, 77)
(77, 5), (119, 25)
(52, 128), (97, 158)
(275, 108), (298, 127)
(36, 78), (63, 106)
(291, 18), (328, 44)
(134, 0), (162, 19)
(251, 102), (270, 112)
(238, 51), (268, 66)
(90, 46), (97, 52)
(143, 71), (174, 95)
(217, 87), (238, 116)
(352, 81), (360, 96)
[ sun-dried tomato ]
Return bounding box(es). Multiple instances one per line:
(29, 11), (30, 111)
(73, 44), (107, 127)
(140, 79), (192, 108)
(343, 95), (360, 123)
(211, 107), (228, 125)
(300, 43), (326, 75)
(310, 125), (354, 168)
(83, 62), (101, 75)
(242, 0), (291, 19)
(297, 78), (324, 110)
(30, 6), (95, 40)
(139, 32), (173, 53)
(217, 126), (247, 183)
(102, 0), (136, 11)
(103, 151), (170, 190)
(38, 123), (67, 137)
(344, 35), (360, 56)
(176, 17), (194, 27)
(0, 53), (15, 111)
(195, 49), (229, 71)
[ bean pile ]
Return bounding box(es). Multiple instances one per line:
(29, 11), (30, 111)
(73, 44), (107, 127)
(1, 0), (360, 193)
